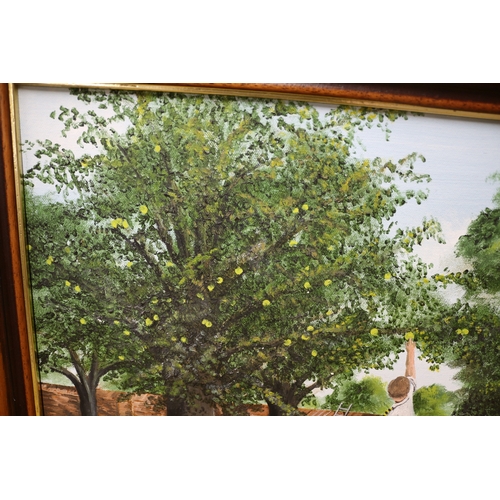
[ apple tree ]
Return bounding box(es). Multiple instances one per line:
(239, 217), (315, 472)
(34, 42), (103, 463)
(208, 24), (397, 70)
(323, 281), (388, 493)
(23, 88), (448, 415)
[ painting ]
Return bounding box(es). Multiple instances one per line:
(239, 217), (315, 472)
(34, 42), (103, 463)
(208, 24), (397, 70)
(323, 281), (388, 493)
(11, 84), (500, 416)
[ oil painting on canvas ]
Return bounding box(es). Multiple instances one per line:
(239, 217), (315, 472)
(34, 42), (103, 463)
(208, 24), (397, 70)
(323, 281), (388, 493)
(16, 85), (500, 416)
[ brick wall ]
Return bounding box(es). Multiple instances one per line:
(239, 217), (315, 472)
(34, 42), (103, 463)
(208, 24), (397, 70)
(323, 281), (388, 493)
(40, 383), (375, 416)
(41, 384), (167, 416)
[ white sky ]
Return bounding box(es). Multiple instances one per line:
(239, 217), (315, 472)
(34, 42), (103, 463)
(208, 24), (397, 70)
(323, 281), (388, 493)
(331, 106), (500, 391)
(18, 88), (500, 392)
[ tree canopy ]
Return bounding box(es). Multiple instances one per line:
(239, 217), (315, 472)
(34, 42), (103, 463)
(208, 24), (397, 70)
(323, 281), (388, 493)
(24, 88), (451, 415)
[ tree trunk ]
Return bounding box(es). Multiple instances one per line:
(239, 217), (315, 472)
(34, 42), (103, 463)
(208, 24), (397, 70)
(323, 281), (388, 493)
(165, 389), (217, 416)
(183, 399), (216, 416)
(55, 351), (121, 416)
(264, 380), (316, 415)
(167, 398), (216, 415)
(165, 396), (186, 416)
(54, 366), (99, 416)
(74, 381), (98, 416)
(266, 401), (291, 416)
(265, 397), (303, 416)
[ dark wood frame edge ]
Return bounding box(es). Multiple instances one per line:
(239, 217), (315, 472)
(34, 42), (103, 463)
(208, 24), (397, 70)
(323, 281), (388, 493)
(181, 84), (500, 115)
(0, 83), (38, 415)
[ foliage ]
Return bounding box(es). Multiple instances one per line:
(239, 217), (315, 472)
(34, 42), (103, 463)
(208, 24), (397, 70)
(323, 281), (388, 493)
(456, 207), (500, 294)
(322, 375), (393, 415)
(24, 192), (145, 414)
(444, 302), (500, 415)
(453, 385), (500, 416)
(436, 176), (500, 415)
(23, 89), (451, 414)
(413, 384), (457, 416)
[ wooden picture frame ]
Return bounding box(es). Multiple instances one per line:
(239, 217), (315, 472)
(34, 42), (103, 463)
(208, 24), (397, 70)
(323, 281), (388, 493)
(2, 83), (500, 416)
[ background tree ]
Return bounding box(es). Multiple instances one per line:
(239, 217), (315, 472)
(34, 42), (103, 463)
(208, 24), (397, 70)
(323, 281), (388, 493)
(24, 89), (449, 415)
(418, 178), (500, 415)
(25, 191), (145, 415)
(456, 206), (500, 294)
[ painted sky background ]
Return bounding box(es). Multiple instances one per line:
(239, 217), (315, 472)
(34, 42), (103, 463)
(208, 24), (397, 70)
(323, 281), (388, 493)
(343, 107), (500, 392)
(18, 87), (500, 393)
